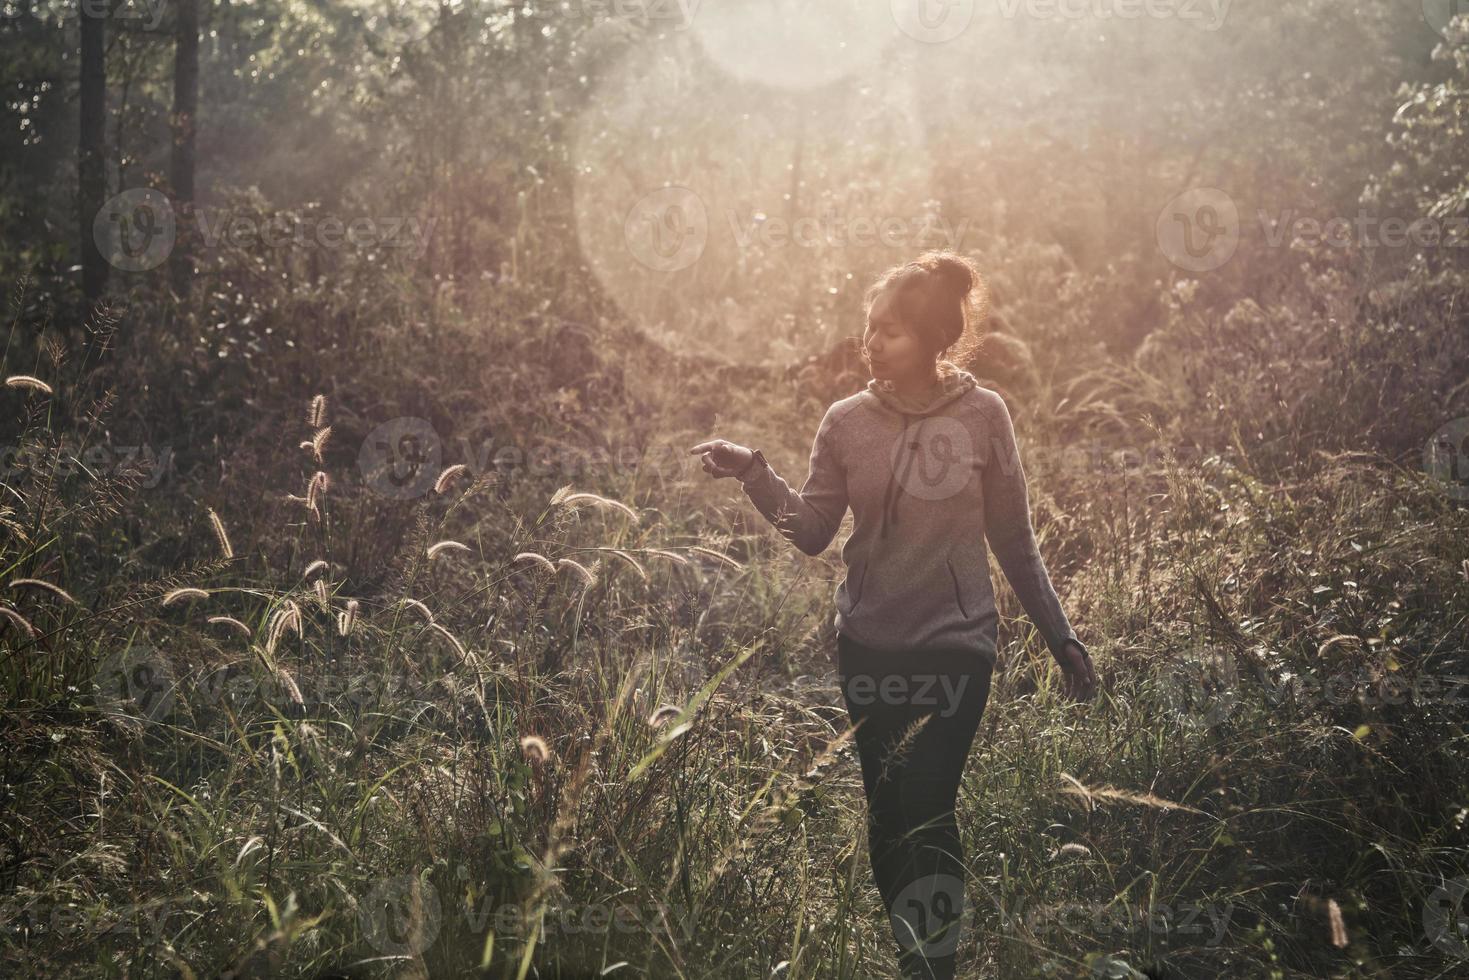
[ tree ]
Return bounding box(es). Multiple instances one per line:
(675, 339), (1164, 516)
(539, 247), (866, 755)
(79, 0), (108, 301)
(171, 0), (200, 296)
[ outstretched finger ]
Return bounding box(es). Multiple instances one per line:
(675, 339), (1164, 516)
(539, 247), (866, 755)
(689, 440), (724, 455)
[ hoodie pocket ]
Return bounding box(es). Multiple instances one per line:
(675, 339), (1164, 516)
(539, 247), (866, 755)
(946, 557), (969, 619)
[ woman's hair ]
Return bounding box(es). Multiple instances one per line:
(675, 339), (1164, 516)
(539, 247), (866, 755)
(861, 250), (991, 371)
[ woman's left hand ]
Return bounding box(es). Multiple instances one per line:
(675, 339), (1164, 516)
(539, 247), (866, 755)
(1056, 640), (1098, 701)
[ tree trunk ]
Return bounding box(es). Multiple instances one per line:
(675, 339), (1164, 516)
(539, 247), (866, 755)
(79, 0), (108, 302)
(170, 0), (200, 296)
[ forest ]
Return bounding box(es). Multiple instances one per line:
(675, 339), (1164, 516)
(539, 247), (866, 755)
(2, 0), (1469, 977)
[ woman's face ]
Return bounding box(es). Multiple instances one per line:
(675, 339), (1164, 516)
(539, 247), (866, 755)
(863, 287), (929, 382)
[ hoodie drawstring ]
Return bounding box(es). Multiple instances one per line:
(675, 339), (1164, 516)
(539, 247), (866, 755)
(871, 365), (978, 540)
(880, 413), (915, 540)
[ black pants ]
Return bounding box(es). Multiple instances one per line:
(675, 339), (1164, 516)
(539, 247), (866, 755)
(836, 631), (994, 980)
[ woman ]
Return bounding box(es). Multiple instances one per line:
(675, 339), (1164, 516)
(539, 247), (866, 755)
(689, 250), (1097, 979)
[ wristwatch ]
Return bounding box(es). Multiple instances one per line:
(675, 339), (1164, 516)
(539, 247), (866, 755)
(735, 449), (766, 482)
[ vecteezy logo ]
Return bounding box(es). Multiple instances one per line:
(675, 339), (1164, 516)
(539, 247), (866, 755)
(360, 874), (443, 957)
(94, 189), (176, 272)
(1155, 188), (1240, 273)
(1423, 417), (1469, 502)
(1424, 876), (1469, 959)
(890, 873), (967, 958)
(94, 644), (177, 725)
(1423, 0), (1469, 40)
(891, 0), (975, 43)
(890, 416), (976, 501)
(358, 417), (443, 500)
(358, 0), (441, 46)
(1160, 646), (1240, 731)
(623, 186), (708, 272)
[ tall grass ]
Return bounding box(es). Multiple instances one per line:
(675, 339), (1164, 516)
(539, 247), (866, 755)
(1, 230), (1468, 980)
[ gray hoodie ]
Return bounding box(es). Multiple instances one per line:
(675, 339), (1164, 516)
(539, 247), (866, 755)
(738, 362), (1085, 667)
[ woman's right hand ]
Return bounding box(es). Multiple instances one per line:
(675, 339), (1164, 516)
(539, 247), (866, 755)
(1056, 639), (1099, 702)
(689, 439), (755, 480)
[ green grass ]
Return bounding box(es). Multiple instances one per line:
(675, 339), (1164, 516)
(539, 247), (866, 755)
(2, 261), (1468, 980)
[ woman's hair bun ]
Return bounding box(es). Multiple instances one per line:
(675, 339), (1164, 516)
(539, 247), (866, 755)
(926, 251), (977, 299)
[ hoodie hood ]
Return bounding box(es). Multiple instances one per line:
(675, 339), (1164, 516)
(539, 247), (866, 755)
(865, 360), (978, 416)
(867, 361), (979, 540)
